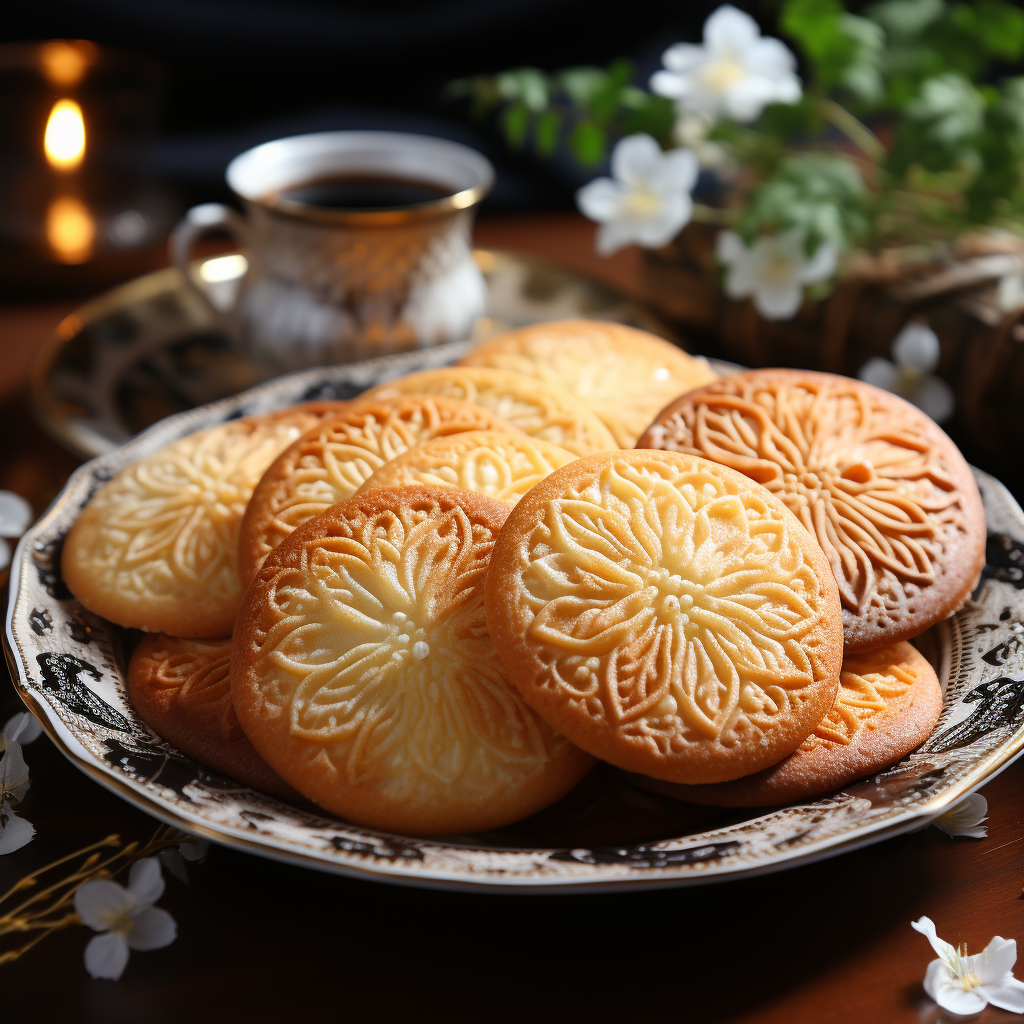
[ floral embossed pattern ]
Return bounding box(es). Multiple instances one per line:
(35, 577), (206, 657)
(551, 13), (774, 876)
(127, 634), (291, 796)
(358, 430), (577, 505)
(232, 487), (593, 835)
(61, 414), (323, 637)
(237, 396), (510, 586)
(364, 366), (618, 455)
(665, 640), (943, 806)
(638, 369), (987, 652)
(459, 320), (718, 447)
(485, 449), (843, 785)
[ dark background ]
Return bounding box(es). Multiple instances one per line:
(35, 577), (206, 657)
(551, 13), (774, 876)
(1, 0), (735, 212)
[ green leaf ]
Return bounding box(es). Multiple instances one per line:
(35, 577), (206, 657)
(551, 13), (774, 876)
(739, 153), (868, 254)
(569, 122), (606, 166)
(535, 110), (561, 156)
(906, 73), (985, 145)
(866, 0), (942, 37)
(500, 102), (530, 149)
(556, 67), (607, 107)
(952, 0), (1024, 62)
(496, 68), (548, 112)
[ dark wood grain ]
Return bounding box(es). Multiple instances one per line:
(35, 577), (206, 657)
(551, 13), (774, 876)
(2, 215), (1023, 1023)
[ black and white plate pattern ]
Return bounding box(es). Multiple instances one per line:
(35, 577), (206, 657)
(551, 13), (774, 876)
(7, 350), (1024, 892)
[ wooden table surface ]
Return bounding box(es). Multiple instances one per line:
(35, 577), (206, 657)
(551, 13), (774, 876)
(2, 214), (1023, 1024)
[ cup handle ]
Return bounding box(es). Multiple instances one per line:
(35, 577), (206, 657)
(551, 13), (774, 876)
(170, 203), (251, 323)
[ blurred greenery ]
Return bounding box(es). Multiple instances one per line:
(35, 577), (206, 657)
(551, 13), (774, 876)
(446, 0), (1024, 257)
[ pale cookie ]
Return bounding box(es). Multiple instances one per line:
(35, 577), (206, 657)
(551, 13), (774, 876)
(128, 634), (295, 799)
(640, 641), (943, 806)
(238, 395), (511, 586)
(231, 487), (594, 835)
(62, 408), (339, 637)
(357, 430), (577, 506)
(459, 319), (718, 447)
(363, 366), (617, 456)
(638, 369), (986, 652)
(484, 449), (844, 785)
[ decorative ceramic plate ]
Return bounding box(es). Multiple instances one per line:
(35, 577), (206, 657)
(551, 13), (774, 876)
(6, 350), (1024, 892)
(29, 249), (673, 460)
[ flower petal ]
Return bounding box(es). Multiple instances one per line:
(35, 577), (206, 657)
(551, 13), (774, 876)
(979, 935), (1018, 982)
(912, 917), (958, 962)
(576, 178), (621, 223)
(930, 975), (988, 1016)
(0, 800), (34, 854)
(980, 974), (1024, 1013)
(127, 857), (165, 905)
(753, 282), (804, 320)
(858, 358), (902, 393)
(703, 4), (762, 56)
(2, 712), (42, 746)
(798, 242), (838, 284)
(158, 848), (189, 886)
(656, 148), (700, 194)
(0, 738), (29, 793)
(716, 230), (746, 266)
(659, 42), (706, 77)
(893, 322), (940, 372)
(595, 219), (639, 256)
(127, 906), (177, 951)
(178, 838), (209, 862)
(74, 879), (134, 931)
(611, 133), (664, 188)
(909, 376), (954, 425)
(84, 931), (130, 981)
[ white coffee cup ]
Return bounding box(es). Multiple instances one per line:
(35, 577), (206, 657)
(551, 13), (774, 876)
(170, 131), (494, 372)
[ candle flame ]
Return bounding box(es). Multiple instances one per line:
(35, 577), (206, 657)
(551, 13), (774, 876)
(44, 100), (86, 171)
(46, 196), (96, 263)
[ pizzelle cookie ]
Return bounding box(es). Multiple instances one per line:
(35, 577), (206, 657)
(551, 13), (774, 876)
(232, 486), (594, 835)
(62, 408), (340, 637)
(637, 369), (986, 652)
(647, 640), (942, 806)
(363, 366), (618, 455)
(237, 395), (511, 586)
(128, 634), (294, 798)
(459, 319), (719, 447)
(484, 449), (844, 785)
(357, 430), (577, 506)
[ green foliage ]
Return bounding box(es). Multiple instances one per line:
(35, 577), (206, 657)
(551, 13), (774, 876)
(781, 0), (884, 103)
(446, 59), (673, 166)
(446, 0), (1024, 257)
(739, 154), (868, 253)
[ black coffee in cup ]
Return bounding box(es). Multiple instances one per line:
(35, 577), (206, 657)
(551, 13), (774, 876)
(273, 176), (451, 211)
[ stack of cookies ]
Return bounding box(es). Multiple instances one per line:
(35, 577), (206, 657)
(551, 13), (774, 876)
(60, 319), (982, 835)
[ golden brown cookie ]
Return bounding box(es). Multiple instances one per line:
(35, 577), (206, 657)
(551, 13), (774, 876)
(128, 634), (295, 799)
(357, 430), (577, 506)
(459, 319), (718, 447)
(639, 641), (943, 806)
(363, 366), (618, 455)
(62, 408), (338, 637)
(637, 369), (986, 652)
(237, 395), (512, 586)
(484, 449), (844, 785)
(232, 486), (594, 835)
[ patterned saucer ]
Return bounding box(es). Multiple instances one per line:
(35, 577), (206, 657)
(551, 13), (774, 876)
(6, 352), (1024, 892)
(29, 249), (672, 460)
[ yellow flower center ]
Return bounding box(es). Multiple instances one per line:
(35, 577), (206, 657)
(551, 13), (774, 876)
(947, 946), (982, 991)
(702, 58), (746, 92)
(622, 188), (663, 218)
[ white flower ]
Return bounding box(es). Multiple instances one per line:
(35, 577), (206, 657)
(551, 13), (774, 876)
(933, 793), (988, 838)
(74, 858), (177, 980)
(858, 321), (955, 424)
(651, 4), (802, 124)
(576, 134), (698, 256)
(0, 713), (40, 855)
(912, 916), (1024, 1016)
(717, 228), (837, 320)
(159, 836), (209, 885)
